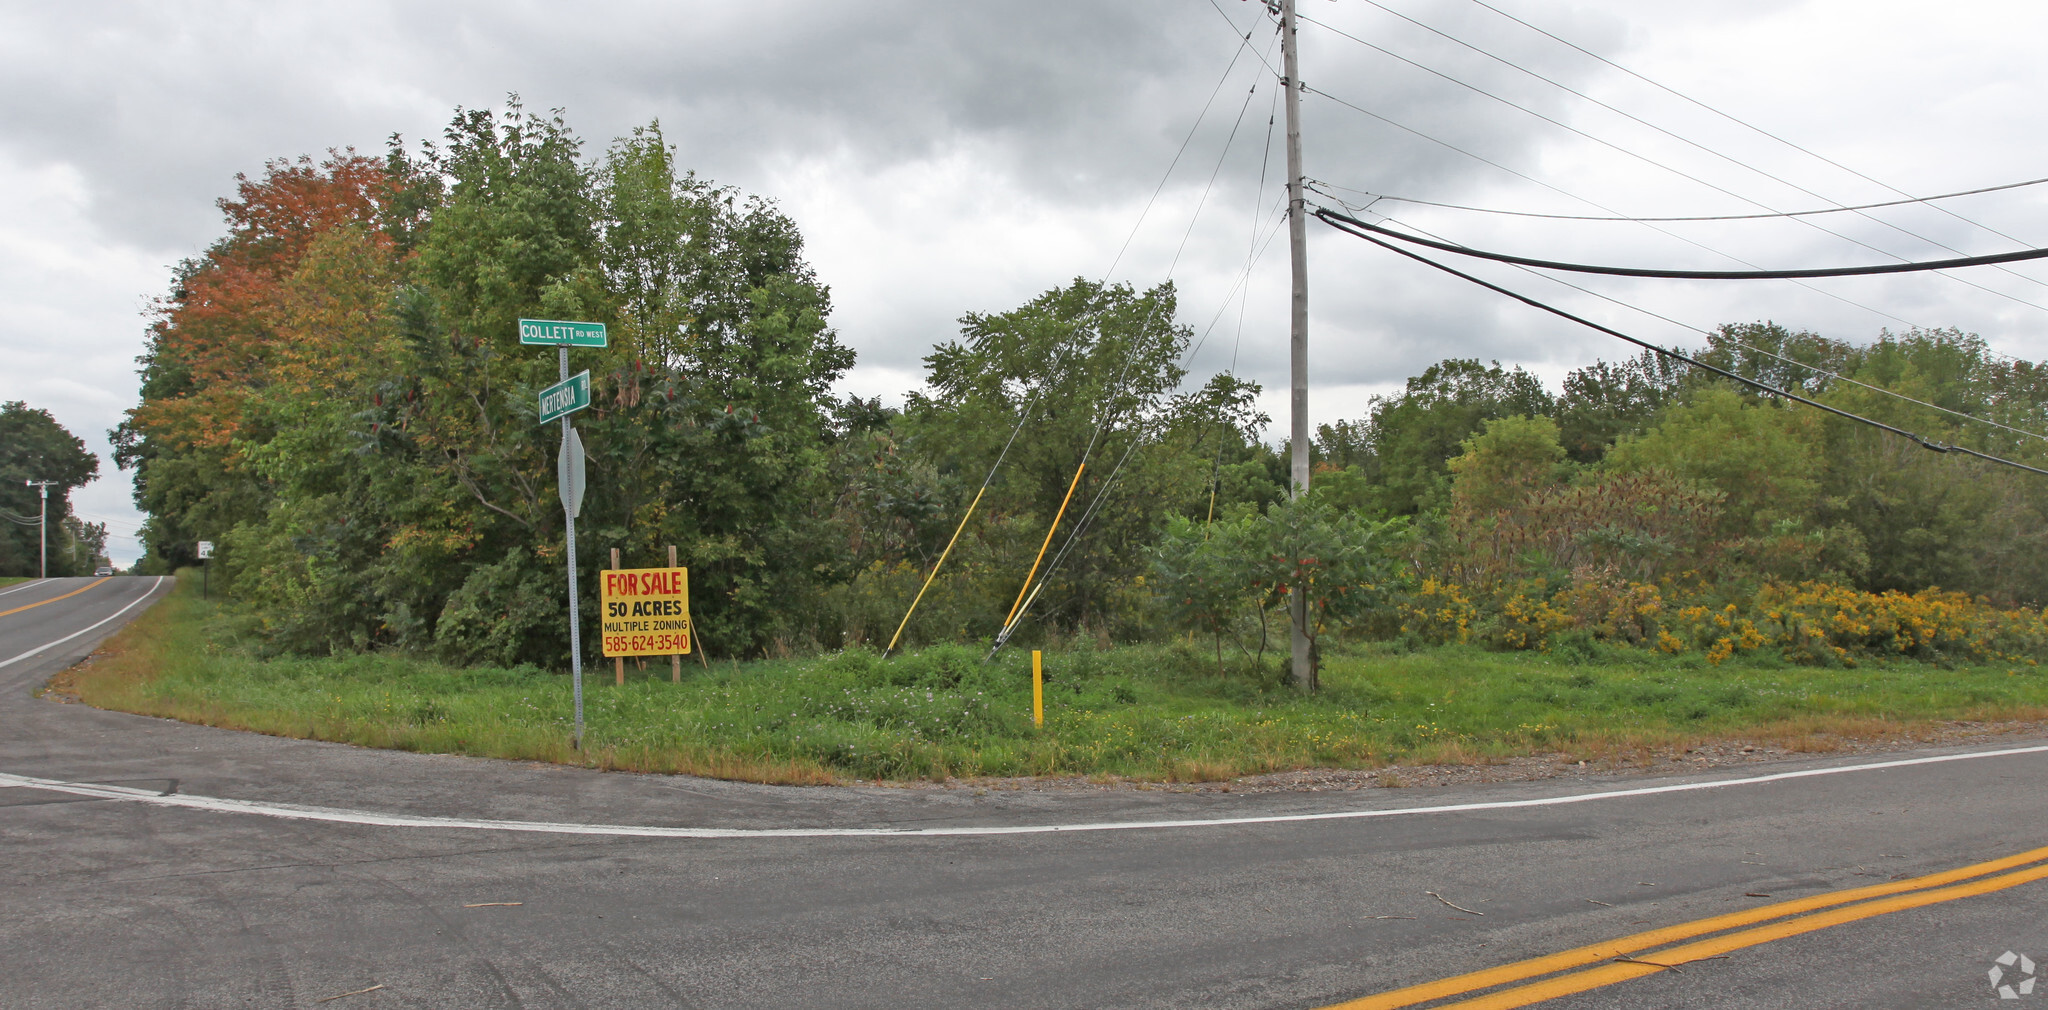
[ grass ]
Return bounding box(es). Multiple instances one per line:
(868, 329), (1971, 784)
(0, 576), (30, 589)
(53, 571), (2048, 785)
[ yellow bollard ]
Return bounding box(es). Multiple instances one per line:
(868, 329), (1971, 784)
(1032, 650), (1043, 727)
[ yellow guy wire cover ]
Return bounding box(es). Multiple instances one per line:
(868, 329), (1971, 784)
(883, 485), (988, 657)
(1003, 463), (1086, 631)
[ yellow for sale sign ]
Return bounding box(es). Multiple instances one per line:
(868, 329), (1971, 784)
(599, 567), (691, 657)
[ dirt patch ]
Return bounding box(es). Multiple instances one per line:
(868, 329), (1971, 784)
(865, 719), (2048, 795)
(37, 660), (89, 704)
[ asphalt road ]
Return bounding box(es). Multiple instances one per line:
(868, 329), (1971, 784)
(2, 576), (2044, 1008)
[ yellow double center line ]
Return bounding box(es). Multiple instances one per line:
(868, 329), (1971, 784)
(0, 578), (110, 619)
(1327, 842), (2048, 1009)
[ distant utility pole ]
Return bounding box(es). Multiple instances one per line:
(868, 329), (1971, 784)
(25, 480), (54, 579)
(1280, 0), (1315, 691)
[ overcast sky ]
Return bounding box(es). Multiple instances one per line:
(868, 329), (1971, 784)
(7, 0), (2048, 564)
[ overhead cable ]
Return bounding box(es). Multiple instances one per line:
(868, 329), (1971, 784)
(1299, 84), (1916, 327)
(891, 16), (1273, 657)
(1296, 12), (2048, 314)
(991, 39), (1277, 659)
(1104, 11), (1262, 280)
(1309, 174), (2048, 224)
(1463, 0), (2046, 257)
(1328, 2), (2048, 299)
(1360, 205), (2048, 445)
(1317, 207), (2048, 279)
(1319, 214), (2048, 477)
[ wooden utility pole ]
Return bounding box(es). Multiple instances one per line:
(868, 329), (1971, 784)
(1281, 0), (1315, 691)
(25, 480), (53, 579)
(669, 544), (683, 683)
(611, 547), (625, 686)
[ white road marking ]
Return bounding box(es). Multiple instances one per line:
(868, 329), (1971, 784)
(0, 579), (61, 600)
(3, 741), (2045, 839)
(0, 576), (165, 671)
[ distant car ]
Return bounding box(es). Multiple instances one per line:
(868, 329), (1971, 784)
(94, 566), (114, 577)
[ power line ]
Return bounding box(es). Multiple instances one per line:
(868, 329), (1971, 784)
(1355, 203), (2048, 445)
(1463, 0), (2046, 258)
(1298, 85), (1917, 327)
(994, 204), (1295, 654)
(1295, 12), (2048, 314)
(1184, 201), (1292, 368)
(1309, 174), (2048, 224)
(1330, 1), (2048, 300)
(975, 12), (1278, 657)
(1452, 0), (2046, 371)
(992, 6), (1300, 653)
(1319, 214), (2048, 477)
(1234, 62), (1286, 374)
(1103, 11), (1263, 281)
(1317, 207), (2048, 280)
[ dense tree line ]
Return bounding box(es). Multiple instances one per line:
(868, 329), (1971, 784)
(119, 103), (2048, 673)
(0, 402), (103, 577)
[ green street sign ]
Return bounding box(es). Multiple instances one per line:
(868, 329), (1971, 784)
(518, 318), (608, 348)
(539, 370), (592, 424)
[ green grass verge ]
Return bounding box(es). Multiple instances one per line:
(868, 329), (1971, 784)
(56, 571), (2048, 784)
(0, 576), (31, 588)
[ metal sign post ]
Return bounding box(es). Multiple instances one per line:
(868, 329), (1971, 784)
(525, 318), (606, 749)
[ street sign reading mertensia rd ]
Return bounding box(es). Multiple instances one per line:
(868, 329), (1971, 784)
(539, 370), (592, 424)
(518, 318), (608, 347)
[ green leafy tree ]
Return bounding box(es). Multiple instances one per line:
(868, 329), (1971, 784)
(1604, 386), (1824, 540)
(1157, 492), (1409, 688)
(1362, 358), (1555, 515)
(901, 278), (1198, 636)
(138, 102), (853, 664)
(1806, 328), (2048, 602)
(1444, 415), (1569, 516)
(1554, 350), (1686, 463)
(0, 403), (99, 577)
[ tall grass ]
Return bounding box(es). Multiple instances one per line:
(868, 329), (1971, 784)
(58, 572), (2048, 784)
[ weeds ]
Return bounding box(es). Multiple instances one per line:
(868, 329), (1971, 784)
(59, 572), (2048, 784)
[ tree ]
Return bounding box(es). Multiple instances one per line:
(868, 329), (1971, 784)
(1808, 328), (2048, 603)
(0, 403), (99, 577)
(114, 150), (397, 571)
(1444, 415), (1569, 516)
(1554, 350), (1686, 463)
(902, 278), (1198, 635)
(1153, 491), (1410, 688)
(1604, 386), (1825, 541)
(127, 103), (855, 663)
(1362, 358), (1556, 515)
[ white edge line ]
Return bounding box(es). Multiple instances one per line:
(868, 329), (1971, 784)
(3, 740), (2045, 840)
(0, 576), (166, 671)
(0, 579), (62, 600)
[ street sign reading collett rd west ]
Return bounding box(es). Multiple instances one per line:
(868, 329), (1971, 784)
(538, 370), (592, 424)
(518, 318), (609, 347)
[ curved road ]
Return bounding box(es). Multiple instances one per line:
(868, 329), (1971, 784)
(1, 576), (2044, 1008)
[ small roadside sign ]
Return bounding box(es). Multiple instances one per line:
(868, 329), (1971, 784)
(557, 427), (587, 518)
(196, 541), (214, 559)
(539, 370), (592, 424)
(518, 319), (608, 348)
(599, 567), (691, 657)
